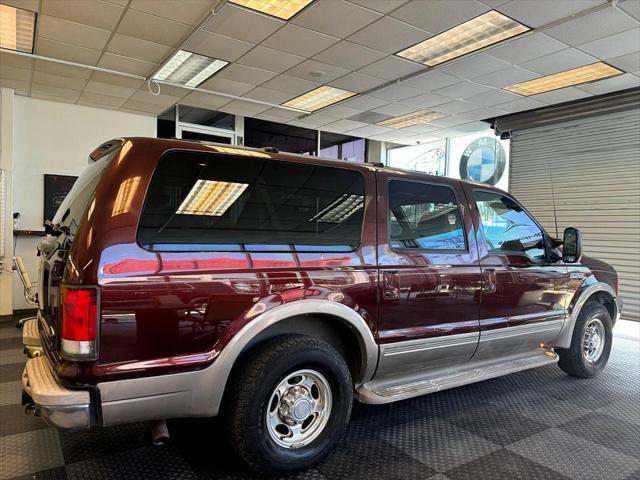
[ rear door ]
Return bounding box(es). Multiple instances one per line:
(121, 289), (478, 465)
(464, 186), (569, 360)
(375, 172), (482, 379)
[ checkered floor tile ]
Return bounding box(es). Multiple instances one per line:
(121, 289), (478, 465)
(1, 318), (638, 480)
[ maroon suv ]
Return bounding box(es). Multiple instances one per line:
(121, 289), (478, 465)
(22, 138), (622, 474)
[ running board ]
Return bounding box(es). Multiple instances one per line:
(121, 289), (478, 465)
(356, 350), (558, 404)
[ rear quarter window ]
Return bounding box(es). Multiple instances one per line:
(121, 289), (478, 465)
(137, 151), (365, 253)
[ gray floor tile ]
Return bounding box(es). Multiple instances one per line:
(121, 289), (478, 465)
(597, 397), (640, 427)
(0, 364), (25, 384)
(0, 381), (23, 407)
(375, 417), (501, 472)
(0, 327), (22, 340)
(507, 428), (640, 480)
(0, 349), (25, 366)
(9, 466), (68, 480)
(0, 403), (50, 436)
(0, 337), (22, 350)
(0, 429), (64, 480)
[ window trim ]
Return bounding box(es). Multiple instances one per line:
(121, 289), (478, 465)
(135, 149), (367, 254)
(472, 187), (550, 262)
(386, 178), (469, 254)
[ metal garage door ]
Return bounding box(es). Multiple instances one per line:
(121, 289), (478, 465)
(509, 108), (640, 321)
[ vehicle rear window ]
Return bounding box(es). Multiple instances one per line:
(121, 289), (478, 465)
(137, 151), (365, 252)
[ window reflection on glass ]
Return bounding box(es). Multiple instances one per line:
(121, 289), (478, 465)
(388, 180), (466, 251)
(474, 190), (545, 260)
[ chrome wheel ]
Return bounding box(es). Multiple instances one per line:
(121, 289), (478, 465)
(583, 317), (605, 363)
(266, 369), (332, 449)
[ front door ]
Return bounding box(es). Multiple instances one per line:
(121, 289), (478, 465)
(375, 173), (483, 379)
(464, 186), (569, 360)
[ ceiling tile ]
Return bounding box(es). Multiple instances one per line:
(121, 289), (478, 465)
(32, 70), (87, 90)
(328, 72), (387, 92)
(373, 103), (419, 115)
(262, 24), (339, 57)
(0, 65), (32, 82)
(31, 83), (82, 102)
(317, 104), (361, 118)
(77, 92), (127, 109)
(286, 60), (350, 83)
(117, 9), (192, 46)
(292, 0), (382, 38)
(529, 86), (592, 104)
(519, 48), (598, 75)
(399, 92), (450, 108)
(36, 38), (101, 65)
(121, 99), (168, 114)
(577, 28), (640, 60)
(129, 0), (215, 25)
(220, 99), (271, 116)
(198, 76), (254, 96)
(370, 83), (424, 101)
(464, 88), (521, 106)
(202, 3), (284, 44)
(300, 112), (344, 126)
(38, 15), (111, 50)
(34, 59), (92, 79)
(347, 110), (392, 123)
(545, 8), (638, 46)
(254, 107), (302, 123)
(454, 120), (492, 133)
(606, 52), (640, 72)
(322, 119), (369, 132)
(179, 91), (231, 109)
(495, 97), (546, 113)
(313, 41), (386, 70)
(619, 0), (639, 20)
(486, 32), (567, 65)
(399, 69), (459, 91)
(347, 124), (394, 137)
(369, 130), (406, 141)
(577, 73), (640, 94)
(120, 108), (156, 116)
(130, 90), (183, 108)
(358, 56), (425, 80)
(0, 52), (33, 70)
(347, 0), (409, 13)
(390, 0), (489, 33)
(260, 75), (320, 96)
(340, 94), (389, 110)
(455, 106), (506, 120)
(0, 78), (30, 95)
(90, 71), (146, 89)
(237, 46), (305, 73)
(2, 0), (38, 12)
(84, 80), (138, 98)
(347, 17), (430, 54)
(98, 52), (157, 76)
(107, 34), (173, 64)
(185, 30), (254, 62)
(439, 54), (511, 80)
(244, 86), (295, 104)
(215, 64), (277, 85)
(473, 66), (540, 88)
(429, 100), (477, 114)
(496, 0), (605, 28)
(41, 0), (125, 30)
(433, 81), (495, 99)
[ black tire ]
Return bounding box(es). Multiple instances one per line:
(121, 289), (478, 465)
(557, 303), (613, 378)
(224, 335), (352, 475)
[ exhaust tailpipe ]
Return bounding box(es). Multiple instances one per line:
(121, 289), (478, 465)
(151, 419), (170, 446)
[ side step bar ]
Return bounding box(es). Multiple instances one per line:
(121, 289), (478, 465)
(356, 350), (558, 404)
(22, 318), (44, 358)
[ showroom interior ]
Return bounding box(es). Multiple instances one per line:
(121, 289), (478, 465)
(0, 0), (639, 478)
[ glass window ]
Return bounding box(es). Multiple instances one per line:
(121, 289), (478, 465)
(388, 180), (466, 251)
(244, 118), (317, 155)
(387, 140), (446, 175)
(138, 151), (364, 252)
(178, 106), (235, 130)
(474, 190), (545, 260)
(320, 132), (366, 163)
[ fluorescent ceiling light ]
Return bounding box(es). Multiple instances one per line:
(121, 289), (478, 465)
(310, 194), (364, 223)
(283, 86), (357, 112)
(377, 110), (448, 129)
(230, 0), (313, 20)
(504, 62), (624, 96)
(177, 180), (248, 216)
(0, 3), (36, 53)
(153, 50), (228, 88)
(397, 10), (529, 66)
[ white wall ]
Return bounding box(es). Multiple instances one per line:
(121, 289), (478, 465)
(12, 96), (156, 310)
(0, 88), (14, 316)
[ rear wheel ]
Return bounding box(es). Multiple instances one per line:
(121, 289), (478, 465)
(557, 303), (612, 378)
(224, 335), (352, 475)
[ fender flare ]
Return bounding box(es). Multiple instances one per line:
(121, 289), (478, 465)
(552, 281), (618, 349)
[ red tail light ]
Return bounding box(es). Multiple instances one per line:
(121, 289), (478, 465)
(61, 286), (99, 360)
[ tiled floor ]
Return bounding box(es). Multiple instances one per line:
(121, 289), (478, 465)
(1, 317), (638, 480)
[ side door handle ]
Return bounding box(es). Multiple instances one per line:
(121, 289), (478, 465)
(382, 271), (400, 301)
(483, 268), (496, 294)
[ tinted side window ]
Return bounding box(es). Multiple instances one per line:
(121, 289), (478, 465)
(474, 190), (545, 260)
(138, 151), (364, 252)
(388, 179), (466, 251)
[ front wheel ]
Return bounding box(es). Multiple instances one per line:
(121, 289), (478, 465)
(557, 303), (613, 378)
(224, 335), (352, 475)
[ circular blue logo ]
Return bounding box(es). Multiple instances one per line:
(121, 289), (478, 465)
(459, 137), (506, 185)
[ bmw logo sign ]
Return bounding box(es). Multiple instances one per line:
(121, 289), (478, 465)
(459, 137), (506, 186)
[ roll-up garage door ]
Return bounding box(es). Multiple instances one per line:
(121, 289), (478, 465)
(510, 108), (640, 321)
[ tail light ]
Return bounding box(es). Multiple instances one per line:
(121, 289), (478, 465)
(61, 286), (99, 360)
